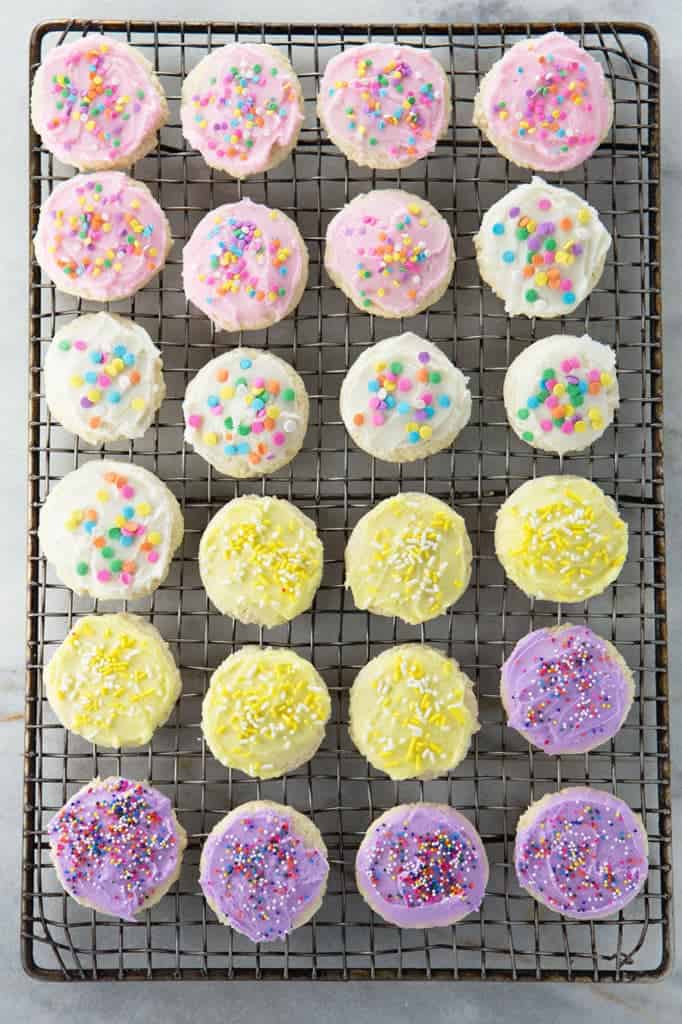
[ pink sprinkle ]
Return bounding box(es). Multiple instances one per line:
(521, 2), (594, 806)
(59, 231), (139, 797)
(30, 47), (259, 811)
(253, 376), (265, 387)
(544, 250), (555, 264)
(252, 421), (264, 434)
(211, 404), (223, 415)
(97, 374), (110, 388)
(588, 369), (601, 382)
(561, 421), (575, 434)
(571, 357), (581, 369)
(540, 419), (553, 432)
(398, 378), (412, 392)
(421, 392), (433, 405)
(121, 485), (134, 499)
(96, 569), (111, 582)
(188, 414), (202, 428)
(560, 279), (573, 292)
(383, 372), (396, 382)
(372, 412), (385, 426)
(147, 550), (159, 564)
(538, 198), (552, 210)
(560, 359), (573, 373)
(368, 397), (380, 410)
(74, 340), (87, 351)
(272, 432), (285, 446)
(546, 395), (559, 409)
(544, 378), (557, 392)
(120, 572), (132, 584)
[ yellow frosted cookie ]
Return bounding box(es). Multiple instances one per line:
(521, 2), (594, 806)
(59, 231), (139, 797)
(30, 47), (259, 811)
(495, 475), (628, 602)
(345, 492), (472, 624)
(45, 614), (182, 748)
(350, 644), (479, 780)
(202, 647), (331, 779)
(199, 495), (323, 627)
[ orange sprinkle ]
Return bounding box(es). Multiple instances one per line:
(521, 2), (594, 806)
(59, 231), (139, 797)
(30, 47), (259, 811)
(263, 417), (275, 430)
(416, 367), (429, 382)
(123, 560), (136, 574)
(523, 265), (535, 278)
(267, 379), (280, 395)
(216, 368), (229, 382)
(560, 217), (573, 231)
(129, 370), (141, 385)
(353, 413), (365, 426)
(89, 416), (101, 429)
(93, 536), (106, 549)
(85, 508), (98, 521)
(588, 381), (601, 394)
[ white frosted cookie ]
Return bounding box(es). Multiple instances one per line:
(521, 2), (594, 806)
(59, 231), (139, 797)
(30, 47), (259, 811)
(199, 495), (323, 627)
(474, 177), (611, 318)
(38, 460), (184, 600)
(340, 333), (470, 462)
(350, 644), (479, 780)
(202, 646), (331, 778)
(45, 312), (165, 445)
(183, 348), (308, 478)
(345, 492), (472, 624)
(45, 613), (181, 748)
(504, 334), (619, 453)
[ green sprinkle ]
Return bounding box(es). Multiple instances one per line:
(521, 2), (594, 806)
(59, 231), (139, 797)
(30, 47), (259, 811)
(108, 527), (121, 540)
(542, 368), (555, 380)
(254, 64), (262, 73)
(429, 371), (441, 383)
(545, 238), (557, 251)
(224, 416), (234, 430)
(517, 227), (529, 240)
(76, 562), (89, 576)
(110, 559), (123, 572)
(525, 288), (538, 302)
(136, 89), (145, 100)
(282, 388), (295, 402)
(517, 408), (530, 420)
(522, 430), (534, 441)
(390, 361), (403, 374)
(101, 546), (114, 559)
(238, 424), (250, 436)
(58, 339), (71, 351)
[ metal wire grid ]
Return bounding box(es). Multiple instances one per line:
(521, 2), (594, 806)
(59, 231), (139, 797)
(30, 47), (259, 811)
(23, 20), (670, 982)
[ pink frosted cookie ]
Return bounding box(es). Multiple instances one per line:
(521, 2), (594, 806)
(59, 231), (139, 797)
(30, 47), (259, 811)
(473, 32), (613, 172)
(31, 36), (168, 172)
(317, 43), (450, 169)
(34, 171), (171, 302)
(182, 198), (308, 332)
(325, 190), (454, 317)
(181, 43), (304, 177)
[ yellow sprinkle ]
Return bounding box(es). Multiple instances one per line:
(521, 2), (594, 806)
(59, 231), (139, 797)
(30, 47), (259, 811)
(203, 431), (218, 445)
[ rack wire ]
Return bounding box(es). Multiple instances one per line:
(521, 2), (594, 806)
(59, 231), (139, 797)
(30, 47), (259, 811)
(23, 20), (670, 982)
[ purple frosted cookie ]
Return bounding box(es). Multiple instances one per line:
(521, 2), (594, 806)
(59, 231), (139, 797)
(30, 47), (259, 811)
(515, 787), (649, 919)
(199, 800), (329, 942)
(355, 803), (488, 928)
(501, 624), (634, 754)
(47, 776), (187, 920)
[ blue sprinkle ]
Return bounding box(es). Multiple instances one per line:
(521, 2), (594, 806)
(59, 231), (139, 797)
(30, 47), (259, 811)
(425, 406), (435, 419)
(252, 398), (265, 411)
(385, 395), (396, 409)
(84, 520), (96, 534)
(120, 534), (134, 548)
(237, 442), (250, 454)
(122, 506), (135, 520)
(368, 380), (380, 392)
(398, 401), (411, 414)
(563, 291), (576, 305)
(123, 352), (135, 366)
(85, 370), (98, 384)
(240, 358), (252, 369)
(408, 431), (420, 443)
(438, 395), (451, 408)
(224, 444), (238, 455)
(107, 391), (121, 404)
(527, 396), (540, 409)
(579, 380), (588, 393)
(492, 222), (505, 236)
(89, 350), (103, 364)
(113, 345), (126, 358)
(207, 395), (219, 407)
(502, 250), (515, 263)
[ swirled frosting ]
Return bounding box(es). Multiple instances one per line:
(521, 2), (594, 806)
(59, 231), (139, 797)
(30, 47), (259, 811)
(474, 32), (612, 172)
(356, 804), (488, 927)
(501, 624), (633, 754)
(515, 787), (648, 918)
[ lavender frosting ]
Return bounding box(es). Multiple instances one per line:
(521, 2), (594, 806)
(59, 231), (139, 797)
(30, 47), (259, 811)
(501, 624), (633, 754)
(355, 804), (488, 928)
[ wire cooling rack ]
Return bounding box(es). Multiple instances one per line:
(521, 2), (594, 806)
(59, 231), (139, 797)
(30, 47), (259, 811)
(23, 20), (670, 982)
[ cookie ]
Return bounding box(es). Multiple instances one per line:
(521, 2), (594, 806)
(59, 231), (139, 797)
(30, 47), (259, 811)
(504, 333), (618, 453)
(181, 43), (304, 177)
(199, 800), (329, 941)
(48, 777), (187, 921)
(317, 43), (450, 169)
(356, 804), (488, 927)
(183, 348), (308, 478)
(325, 190), (454, 317)
(495, 475), (628, 603)
(474, 177), (611, 318)
(199, 495), (322, 626)
(34, 171), (171, 302)
(350, 644), (479, 780)
(182, 198), (308, 332)
(501, 624), (634, 754)
(345, 492), (472, 624)
(473, 32), (613, 173)
(45, 613), (182, 748)
(515, 787), (648, 919)
(38, 460), (184, 600)
(31, 36), (168, 172)
(202, 647), (331, 778)
(340, 332), (470, 462)
(45, 312), (165, 445)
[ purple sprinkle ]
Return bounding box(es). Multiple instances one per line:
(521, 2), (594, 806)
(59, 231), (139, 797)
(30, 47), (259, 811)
(414, 409), (427, 422)
(567, 375), (580, 385)
(418, 351), (430, 364)
(527, 236), (541, 251)
(509, 206), (520, 218)
(80, 397), (93, 409)
(572, 244), (584, 256)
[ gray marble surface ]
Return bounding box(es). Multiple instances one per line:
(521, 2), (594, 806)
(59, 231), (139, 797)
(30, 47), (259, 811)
(1, 0), (679, 1020)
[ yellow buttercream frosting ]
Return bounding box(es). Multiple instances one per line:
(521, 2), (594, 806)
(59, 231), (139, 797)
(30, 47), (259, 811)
(202, 647), (331, 779)
(45, 613), (182, 748)
(345, 492), (472, 624)
(199, 495), (323, 627)
(495, 475), (628, 602)
(349, 644), (479, 780)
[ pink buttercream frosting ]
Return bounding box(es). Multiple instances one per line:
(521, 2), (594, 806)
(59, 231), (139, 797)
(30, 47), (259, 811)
(34, 171), (170, 301)
(32, 36), (165, 170)
(318, 44), (448, 167)
(477, 32), (612, 172)
(181, 44), (303, 176)
(325, 190), (453, 316)
(182, 197), (308, 331)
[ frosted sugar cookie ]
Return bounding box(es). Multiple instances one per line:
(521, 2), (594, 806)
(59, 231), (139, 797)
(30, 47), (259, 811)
(181, 43), (304, 176)
(317, 43), (450, 169)
(495, 475), (628, 603)
(199, 496), (322, 626)
(38, 460), (184, 600)
(45, 312), (165, 445)
(45, 614), (181, 748)
(325, 190), (454, 318)
(345, 492), (472, 624)
(474, 177), (610, 318)
(356, 804), (488, 927)
(473, 32), (613, 173)
(350, 644), (479, 780)
(504, 334), (618, 453)
(501, 623), (634, 755)
(202, 647), (331, 778)
(182, 198), (308, 332)
(199, 800), (329, 941)
(183, 349), (308, 478)
(515, 787), (648, 918)
(31, 36), (168, 172)
(48, 777), (187, 920)
(340, 333), (471, 462)
(34, 171), (171, 301)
